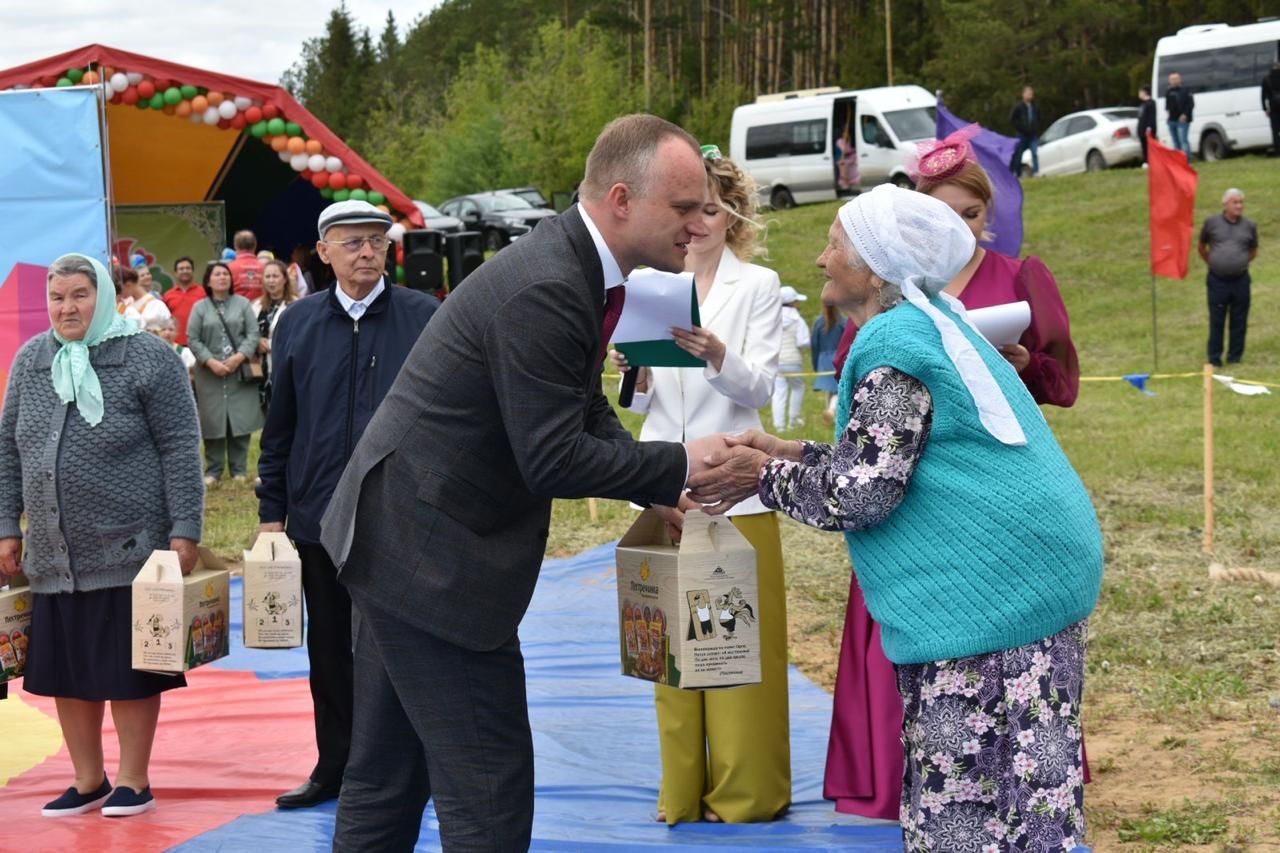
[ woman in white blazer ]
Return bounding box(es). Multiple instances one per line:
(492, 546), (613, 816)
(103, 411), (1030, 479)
(613, 148), (789, 825)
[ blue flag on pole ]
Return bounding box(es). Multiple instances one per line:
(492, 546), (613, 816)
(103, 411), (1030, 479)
(935, 103), (1024, 258)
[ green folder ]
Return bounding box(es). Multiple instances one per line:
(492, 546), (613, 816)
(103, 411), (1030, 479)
(614, 280), (705, 368)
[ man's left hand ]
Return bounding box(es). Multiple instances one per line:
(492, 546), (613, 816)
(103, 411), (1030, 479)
(686, 445), (770, 514)
(171, 538), (200, 576)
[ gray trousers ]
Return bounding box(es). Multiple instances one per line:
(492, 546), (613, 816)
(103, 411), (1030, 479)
(333, 592), (534, 852)
(203, 428), (250, 478)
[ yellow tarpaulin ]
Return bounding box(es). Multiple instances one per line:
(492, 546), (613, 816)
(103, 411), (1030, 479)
(107, 105), (238, 204)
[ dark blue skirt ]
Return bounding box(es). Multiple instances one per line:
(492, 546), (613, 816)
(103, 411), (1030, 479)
(22, 585), (186, 701)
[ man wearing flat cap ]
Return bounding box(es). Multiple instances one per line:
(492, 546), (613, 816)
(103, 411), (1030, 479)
(256, 200), (438, 810)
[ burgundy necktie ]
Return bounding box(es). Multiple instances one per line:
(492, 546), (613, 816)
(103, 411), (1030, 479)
(600, 285), (626, 364)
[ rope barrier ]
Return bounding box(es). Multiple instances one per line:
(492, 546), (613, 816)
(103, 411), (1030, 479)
(1209, 562), (1280, 589)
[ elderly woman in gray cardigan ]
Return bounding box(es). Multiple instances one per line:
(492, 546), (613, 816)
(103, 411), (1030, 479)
(0, 254), (204, 818)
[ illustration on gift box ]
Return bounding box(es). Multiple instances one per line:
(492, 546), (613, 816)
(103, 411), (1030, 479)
(716, 587), (755, 640)
(248, 589), (300, 625)
(686, 589), (715, 641)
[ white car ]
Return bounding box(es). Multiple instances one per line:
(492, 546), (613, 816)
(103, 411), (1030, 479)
(1023, 108), (1143, 176)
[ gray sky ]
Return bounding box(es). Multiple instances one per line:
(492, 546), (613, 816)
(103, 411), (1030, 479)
(0, 0), (444, 87)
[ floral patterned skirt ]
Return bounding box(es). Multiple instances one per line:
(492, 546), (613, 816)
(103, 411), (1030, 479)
(896, 621), (1088, 853)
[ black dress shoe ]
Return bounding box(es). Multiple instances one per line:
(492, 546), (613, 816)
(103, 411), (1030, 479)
(275, 780), (341, 809)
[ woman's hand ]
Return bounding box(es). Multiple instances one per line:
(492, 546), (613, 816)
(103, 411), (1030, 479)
(999, 344), (1031, 373)
(206, 358), (230, 377)
(171, 538), (199, 576)
(685, 445), (770, 514)
(0, 537), (22, 577)
(257, 338), (271, 354)
(609, 349), (651, 393)
(725, 429), (803, 461)
(671, 326), (727, 373)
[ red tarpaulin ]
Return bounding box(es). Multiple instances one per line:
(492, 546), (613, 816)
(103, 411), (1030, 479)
(1147, 133), (1198, 280)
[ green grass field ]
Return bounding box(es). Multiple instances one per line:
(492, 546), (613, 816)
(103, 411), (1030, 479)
(206, 155), (1278, 850)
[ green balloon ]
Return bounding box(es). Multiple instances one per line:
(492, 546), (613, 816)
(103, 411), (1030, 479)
(349, 188), (368, 202)
(180, 85), (198, 99)
(333, 189), (351, 202)
(368, 191), (386, 206)
(249, 121), (268, 138)
(319, 187), (334, 199)
(136, 99), (149, 109)
(284, 122), (302, 137)
(395, 265), (405, 284)
(266, 117), (286, 135)
(164, 87), (182, 105)
(196, 87), (208, 95)
(67, 68), (85, 83)
(149, 93), (165, 110)
(55, 78), (73, 88)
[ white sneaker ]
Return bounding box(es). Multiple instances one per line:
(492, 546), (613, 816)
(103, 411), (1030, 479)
(203, 475), (217, 487)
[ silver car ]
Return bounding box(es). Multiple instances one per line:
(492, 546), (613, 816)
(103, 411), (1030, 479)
(1023, 108), (1143, 176)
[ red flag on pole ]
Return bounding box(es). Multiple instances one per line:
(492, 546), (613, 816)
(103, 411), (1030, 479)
(1148, 133), (1198, 279)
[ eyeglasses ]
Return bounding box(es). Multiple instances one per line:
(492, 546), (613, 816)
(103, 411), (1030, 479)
(323, 235), (390, 253)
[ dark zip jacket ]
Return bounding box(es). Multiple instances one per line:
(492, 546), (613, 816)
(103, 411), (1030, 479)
(257, 282), (438, 544)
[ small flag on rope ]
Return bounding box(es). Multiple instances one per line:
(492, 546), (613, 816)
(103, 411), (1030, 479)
(1213, 375), (1272, 396)
(1123, 373), (1156, 396)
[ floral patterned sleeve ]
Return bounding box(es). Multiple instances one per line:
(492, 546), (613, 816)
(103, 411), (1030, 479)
(757, 366), (932, 532)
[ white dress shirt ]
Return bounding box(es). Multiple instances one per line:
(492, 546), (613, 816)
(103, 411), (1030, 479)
(334, 278), (386, 321)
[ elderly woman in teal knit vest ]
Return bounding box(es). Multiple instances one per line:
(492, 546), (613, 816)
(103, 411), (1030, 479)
(0, 254), (204, 818)
(688, 185), (1104, 852)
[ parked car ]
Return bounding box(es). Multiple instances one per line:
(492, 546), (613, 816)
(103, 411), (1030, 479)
(438, 192), (557, 250)
(413, 200), (463, 234)
(1024, 108), (1142, 176)
(492, 186), (552, 209)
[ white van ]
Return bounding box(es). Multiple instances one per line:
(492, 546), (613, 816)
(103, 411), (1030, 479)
(1153, 20), (1280, 160)
(729, 85), (937, 209)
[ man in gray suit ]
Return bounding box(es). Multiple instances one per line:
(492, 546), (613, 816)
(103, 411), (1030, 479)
(320, 114), (722, 851)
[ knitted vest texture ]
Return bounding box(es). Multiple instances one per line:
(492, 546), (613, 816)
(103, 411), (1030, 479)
(838, 301), (1103, 665)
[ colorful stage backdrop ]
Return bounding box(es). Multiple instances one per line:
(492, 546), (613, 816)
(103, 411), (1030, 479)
(115, 203), (226, 292)
(0, 86), (111, 399)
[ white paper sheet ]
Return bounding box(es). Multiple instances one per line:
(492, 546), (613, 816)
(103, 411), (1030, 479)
(966, 301), (1030, 347)
(612, 269), (696, 343)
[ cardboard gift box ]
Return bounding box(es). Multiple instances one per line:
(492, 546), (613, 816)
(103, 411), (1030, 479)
(0, 574), (32, 684)
(242, 532), (303, 649)
(615, 509), (760, 690)
(131, 548), (230, 674)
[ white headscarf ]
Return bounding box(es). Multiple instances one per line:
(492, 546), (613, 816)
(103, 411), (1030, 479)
(838, 185), (1027, 445)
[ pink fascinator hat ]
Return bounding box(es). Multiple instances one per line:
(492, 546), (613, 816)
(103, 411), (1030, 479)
(907, 123), (983, 184)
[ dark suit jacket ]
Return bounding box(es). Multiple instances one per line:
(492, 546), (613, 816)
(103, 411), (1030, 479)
(320, 206), (687, 651)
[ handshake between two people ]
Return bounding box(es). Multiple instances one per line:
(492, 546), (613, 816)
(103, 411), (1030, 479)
(651, 430), (806, 543)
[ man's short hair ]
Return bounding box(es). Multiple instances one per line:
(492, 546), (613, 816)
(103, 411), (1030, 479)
(579, 114), (700, 202)
(1139, 85), (1151, 95)
(118, 267), (139, 286)
(233, 230), (257, 251)
(174, 256), (195, 270)
(1222, 187), (1244, 204)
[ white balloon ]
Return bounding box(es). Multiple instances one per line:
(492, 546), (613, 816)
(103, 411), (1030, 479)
(387, 223), (407, 243)
(217, 100), (237, 120)
(126, 72), (143, 85)
(307, 154), (327, 173)
(233, 96), (252, 110)
(278, 150), (292, 163)
(110, 73), (128, 93)
(290, 153), (309, 171)
(324, 156), (343, 173)
(203, 106), (220, 124)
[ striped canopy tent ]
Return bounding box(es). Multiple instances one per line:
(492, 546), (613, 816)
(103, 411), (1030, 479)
(0, 44), (424, 257)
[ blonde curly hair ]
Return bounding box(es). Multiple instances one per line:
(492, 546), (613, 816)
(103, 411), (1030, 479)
(705, 155), (766, 260)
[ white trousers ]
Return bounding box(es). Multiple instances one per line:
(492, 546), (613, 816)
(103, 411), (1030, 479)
(772, 365), (805, 430)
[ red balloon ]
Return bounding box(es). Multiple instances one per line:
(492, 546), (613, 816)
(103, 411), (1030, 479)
(244, 106), (263, 124)
(230, 113), (247, 129)
(217, 118), (231, 129)
(137, 80), (156, 99)
(300, 169), (313, 181)
(345, 174), (365, 190)
(121, 87), (139, 105)
(109, 93), (122, 105)
(262, 103), (280, 120)
(153, 78), (171, 92)
(38, 75), (58, 88)
(311, 173), (329, 189)
(327, 172), (346, 190)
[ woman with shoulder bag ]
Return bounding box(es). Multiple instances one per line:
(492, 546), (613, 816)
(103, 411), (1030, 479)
(186, 262), (261, 485)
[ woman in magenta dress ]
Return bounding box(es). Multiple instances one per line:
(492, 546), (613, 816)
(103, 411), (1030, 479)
(825, 130), (1080, 819)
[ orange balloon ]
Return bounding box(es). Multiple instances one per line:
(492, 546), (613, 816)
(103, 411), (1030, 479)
(82, 70), (100, 85)
(286, 136), (306, 155)
(271, 136), (289, 152)
(102, 66), (115, 78)
(376, 205), (390, 213)
(207, 91), (225, 106)
(162, 104), (176, 116)
(191, 95), (208, 112)
(175, 100), (192, 117)
(305, 139), (323, 155)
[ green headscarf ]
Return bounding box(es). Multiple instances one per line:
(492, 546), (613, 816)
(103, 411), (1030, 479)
(48, 253), (142, 427)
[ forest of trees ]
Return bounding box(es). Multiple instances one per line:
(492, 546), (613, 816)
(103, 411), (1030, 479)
(281, 0), (1273, 202)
